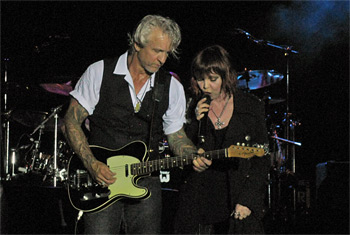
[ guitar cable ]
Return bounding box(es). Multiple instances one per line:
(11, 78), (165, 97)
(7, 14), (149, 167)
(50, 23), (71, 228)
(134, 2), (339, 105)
(74, 210), (84, 234)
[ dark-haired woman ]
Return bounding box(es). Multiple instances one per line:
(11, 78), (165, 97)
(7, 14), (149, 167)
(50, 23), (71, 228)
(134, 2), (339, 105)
(173, 45), (270, 234)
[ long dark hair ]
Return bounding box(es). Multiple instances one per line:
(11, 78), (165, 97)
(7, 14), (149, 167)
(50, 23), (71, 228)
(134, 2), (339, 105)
(190, 45), (237, 98)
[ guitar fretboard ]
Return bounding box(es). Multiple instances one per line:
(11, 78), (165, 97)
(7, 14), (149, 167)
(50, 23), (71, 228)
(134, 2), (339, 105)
(131, 149), (227, 175)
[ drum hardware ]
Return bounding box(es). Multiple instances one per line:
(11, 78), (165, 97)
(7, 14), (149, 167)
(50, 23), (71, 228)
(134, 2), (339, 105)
(42, 140), (70, 183)
(29, 128), (44, 172)
(3, 107), (70, 184)
(237, 69), (285, 91)
(237, 29), (301, 213)
(271, 127), (287, 174)
(268, 115), (302, 213)
(9, 148), (19, 177)
(270, 136), (301, 147)
(28, 104), (64, 187)
(43, 165), (68, 184)
(262, 95), (286, 105)
(7, 110), (48, 128)
(2, 58), (11, 180)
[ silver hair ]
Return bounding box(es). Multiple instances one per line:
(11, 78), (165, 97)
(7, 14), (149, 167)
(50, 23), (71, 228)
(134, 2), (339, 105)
(128, 15), (181, 59)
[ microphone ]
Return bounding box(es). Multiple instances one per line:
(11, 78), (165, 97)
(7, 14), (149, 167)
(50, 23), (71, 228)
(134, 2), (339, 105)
(198, 94), (212, 145)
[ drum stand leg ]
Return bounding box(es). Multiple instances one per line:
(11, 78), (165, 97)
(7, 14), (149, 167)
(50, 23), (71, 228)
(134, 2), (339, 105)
(3, 121), (11, 180)
(2, 59), (11, 181)
(53, 113), (59, 187)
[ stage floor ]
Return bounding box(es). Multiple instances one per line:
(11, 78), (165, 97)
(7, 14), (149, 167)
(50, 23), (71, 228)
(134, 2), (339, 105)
(1, 173), (348, 234)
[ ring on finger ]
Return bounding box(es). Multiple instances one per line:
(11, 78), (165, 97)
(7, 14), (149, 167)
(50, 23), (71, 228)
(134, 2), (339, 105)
(195, 107), (199, 116)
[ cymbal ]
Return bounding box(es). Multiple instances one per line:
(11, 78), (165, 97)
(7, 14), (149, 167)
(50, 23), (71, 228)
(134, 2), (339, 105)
(262, 96), (286, 105)
(237, 70), (284, 90)
(268, 98), (285, 104)
(40, 81), (73, 96)
(42, 117), (64, 132)
(9, 109), (63, 132)
(10, 110), (48, 127)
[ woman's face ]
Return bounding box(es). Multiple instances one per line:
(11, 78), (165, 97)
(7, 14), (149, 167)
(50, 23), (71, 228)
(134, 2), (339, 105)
(196, 72), (223, 100)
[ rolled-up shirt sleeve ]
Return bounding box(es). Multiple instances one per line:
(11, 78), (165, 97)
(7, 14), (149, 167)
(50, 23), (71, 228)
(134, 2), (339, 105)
(163, 77), (187, 135)
(70, 60), (104, 115)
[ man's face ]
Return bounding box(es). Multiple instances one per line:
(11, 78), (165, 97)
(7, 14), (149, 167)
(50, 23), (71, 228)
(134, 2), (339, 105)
(135, 27), (172, 74)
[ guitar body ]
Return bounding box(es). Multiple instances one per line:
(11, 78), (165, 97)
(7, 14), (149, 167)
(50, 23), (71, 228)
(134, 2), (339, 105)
(67, 141), (150, 213)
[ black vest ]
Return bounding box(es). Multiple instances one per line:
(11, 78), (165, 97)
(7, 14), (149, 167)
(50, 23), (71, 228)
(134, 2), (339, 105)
(88, 57), (171, 160)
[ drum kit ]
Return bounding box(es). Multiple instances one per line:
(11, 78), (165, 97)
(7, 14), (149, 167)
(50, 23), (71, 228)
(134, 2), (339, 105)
(234, 28), (303, 216)
(237, 67), (303, 220)
(1, 79), (74, 187)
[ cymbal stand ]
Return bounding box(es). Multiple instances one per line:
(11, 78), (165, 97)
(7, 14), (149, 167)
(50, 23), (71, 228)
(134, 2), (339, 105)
(242, 68), (251, 92)
(2, 58), (11, 180)
(53, 111), (59, 187)
(289, 117), (301, 211)
(30, 104), (63, 187)
(271, 132), (302, 213)
(272, 128), (286, 173)
(29, 127), (44, 172)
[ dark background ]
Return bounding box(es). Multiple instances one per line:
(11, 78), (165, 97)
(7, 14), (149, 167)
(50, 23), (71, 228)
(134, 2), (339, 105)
(1, 1), (349, 234)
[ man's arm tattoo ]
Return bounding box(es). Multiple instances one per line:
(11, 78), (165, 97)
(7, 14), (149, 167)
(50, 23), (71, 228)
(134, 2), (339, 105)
(167, 127), (197, 157)
(63, 98), (97, 170)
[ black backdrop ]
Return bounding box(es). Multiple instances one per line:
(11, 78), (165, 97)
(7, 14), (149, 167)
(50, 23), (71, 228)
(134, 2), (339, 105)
(2, 0), (348, 178)
(1, 1), (349, 234)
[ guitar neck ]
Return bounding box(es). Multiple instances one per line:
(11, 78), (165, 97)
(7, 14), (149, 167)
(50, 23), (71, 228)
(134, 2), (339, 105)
(131, 148), (227, 175)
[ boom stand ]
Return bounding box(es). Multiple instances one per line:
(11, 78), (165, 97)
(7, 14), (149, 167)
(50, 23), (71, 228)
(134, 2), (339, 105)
(30, 105), (62, 187)
(237, 29), (301, 214)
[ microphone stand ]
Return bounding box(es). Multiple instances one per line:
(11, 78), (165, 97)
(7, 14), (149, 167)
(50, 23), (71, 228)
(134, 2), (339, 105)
(237, 29), (302, 214)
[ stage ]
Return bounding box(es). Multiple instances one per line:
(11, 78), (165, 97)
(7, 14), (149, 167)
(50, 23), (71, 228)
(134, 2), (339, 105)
(1, 165), (348, 234)
(1, 1), (349, 234)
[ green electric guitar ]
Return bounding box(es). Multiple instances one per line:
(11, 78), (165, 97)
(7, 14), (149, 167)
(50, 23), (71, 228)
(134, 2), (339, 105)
(66, 140), (266, 213)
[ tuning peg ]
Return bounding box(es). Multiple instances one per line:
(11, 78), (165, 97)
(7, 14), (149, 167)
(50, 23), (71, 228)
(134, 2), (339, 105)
(242, 143), (245, 147)
(236, 142), (240, 146)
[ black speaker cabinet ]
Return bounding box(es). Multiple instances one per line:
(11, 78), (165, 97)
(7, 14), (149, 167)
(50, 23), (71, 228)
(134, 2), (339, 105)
(315, 161), (349, 234)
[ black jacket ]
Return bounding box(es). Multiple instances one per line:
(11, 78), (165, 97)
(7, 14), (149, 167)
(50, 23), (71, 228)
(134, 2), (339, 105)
(174, 90), (270, 234)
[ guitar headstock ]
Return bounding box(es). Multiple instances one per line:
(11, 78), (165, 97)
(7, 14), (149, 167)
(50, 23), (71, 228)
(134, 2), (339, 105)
(227, 144), (266, 159)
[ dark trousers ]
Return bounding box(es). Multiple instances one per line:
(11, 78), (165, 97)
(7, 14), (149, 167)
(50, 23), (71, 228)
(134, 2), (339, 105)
(83, 176), (162, 234)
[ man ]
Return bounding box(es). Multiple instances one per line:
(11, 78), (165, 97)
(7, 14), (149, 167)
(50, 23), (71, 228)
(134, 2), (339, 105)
(63, 15), (211, 234)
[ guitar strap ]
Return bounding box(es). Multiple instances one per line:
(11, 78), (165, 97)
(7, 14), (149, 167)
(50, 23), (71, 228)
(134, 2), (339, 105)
(147, 69), (167, 159)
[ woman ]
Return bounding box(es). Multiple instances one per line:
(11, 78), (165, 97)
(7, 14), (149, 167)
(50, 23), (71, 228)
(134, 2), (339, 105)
(173, 45), (270, 234)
